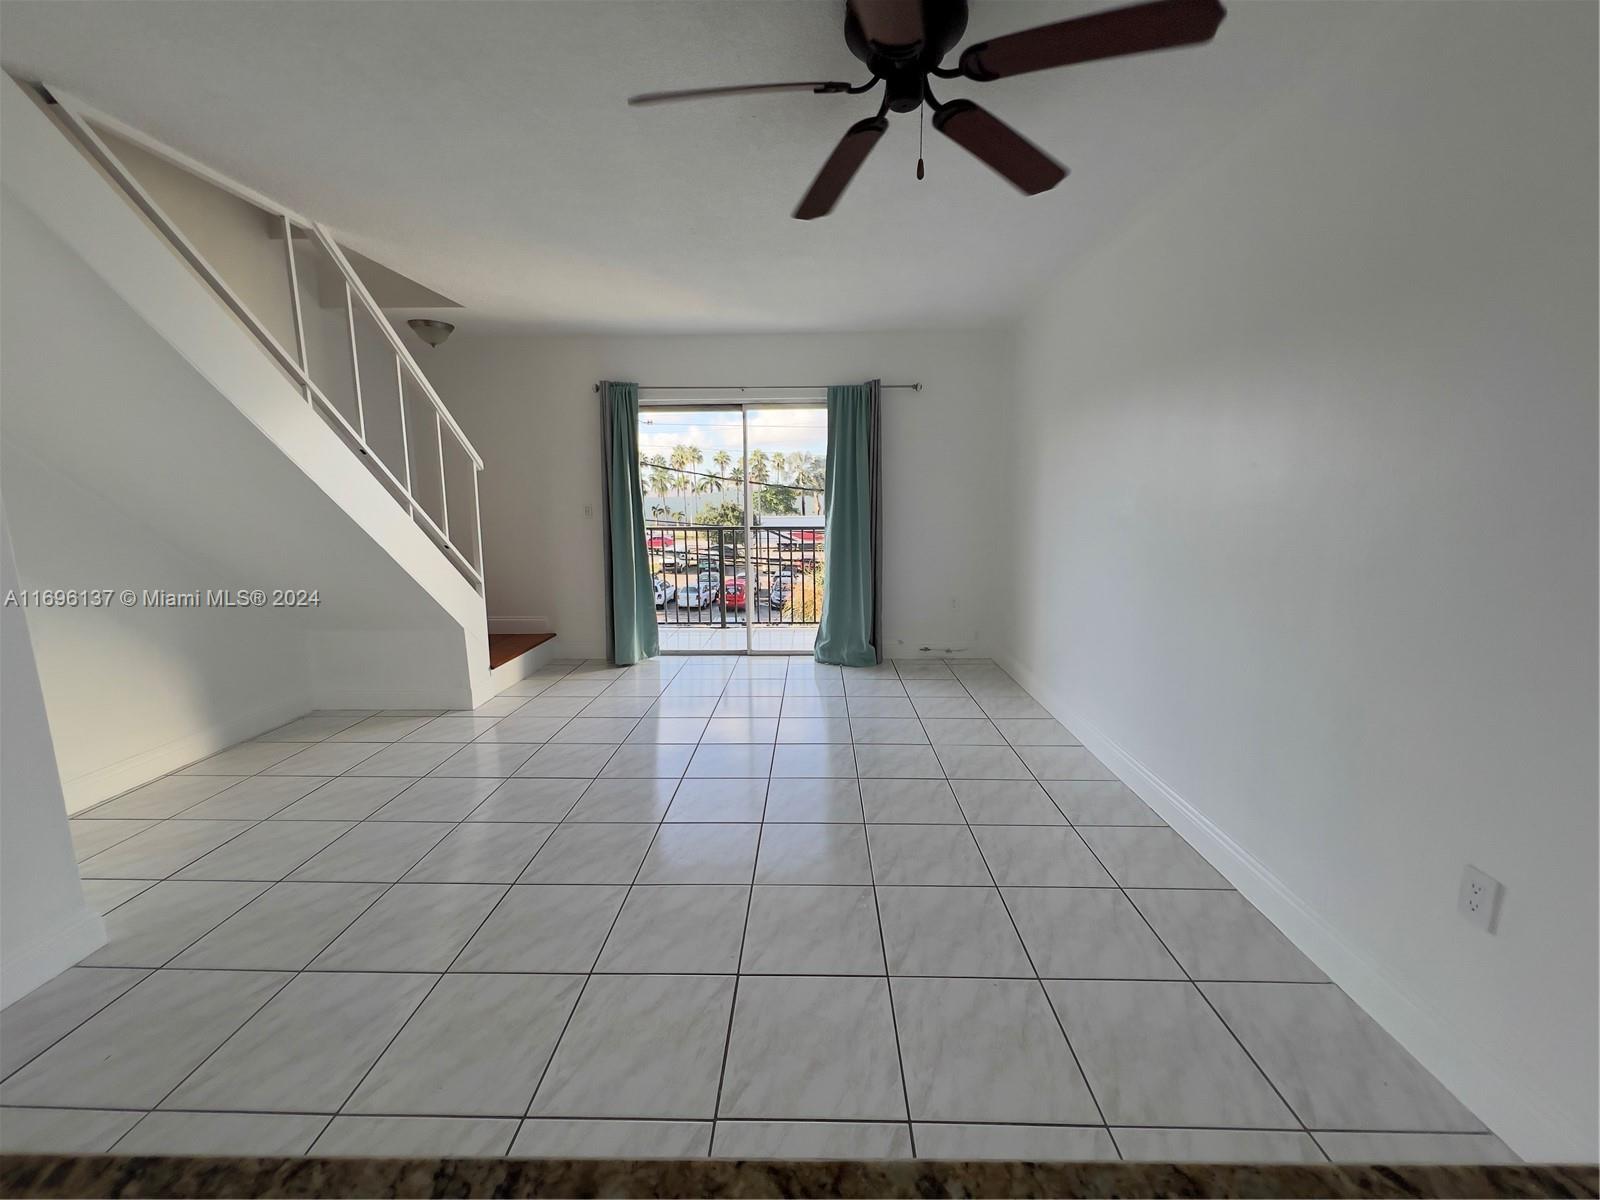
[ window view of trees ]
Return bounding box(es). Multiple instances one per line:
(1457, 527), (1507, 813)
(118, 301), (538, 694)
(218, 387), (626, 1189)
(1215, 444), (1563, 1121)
(639, 445), (825, 524)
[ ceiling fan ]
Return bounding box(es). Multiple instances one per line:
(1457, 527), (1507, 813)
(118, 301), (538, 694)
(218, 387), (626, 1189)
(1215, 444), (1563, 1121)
(629, 0), (1225, 220)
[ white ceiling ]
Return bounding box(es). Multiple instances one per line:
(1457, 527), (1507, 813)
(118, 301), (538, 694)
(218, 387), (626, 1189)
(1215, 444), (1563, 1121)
(1, 0), (1365, 334)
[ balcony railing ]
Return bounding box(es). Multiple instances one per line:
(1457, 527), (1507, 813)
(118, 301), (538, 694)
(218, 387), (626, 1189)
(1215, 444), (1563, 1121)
(648, 523), (824, 631)
(44, 87), (484, 591)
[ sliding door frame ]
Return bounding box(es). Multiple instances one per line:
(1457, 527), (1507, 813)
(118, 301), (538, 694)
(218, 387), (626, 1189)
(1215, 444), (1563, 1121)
(639, 394), (825, 657)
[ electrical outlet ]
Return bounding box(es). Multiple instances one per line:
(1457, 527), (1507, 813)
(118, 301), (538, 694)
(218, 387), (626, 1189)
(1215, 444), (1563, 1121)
(1457, 865), (1504, 933)
(583, 504), (594, 519)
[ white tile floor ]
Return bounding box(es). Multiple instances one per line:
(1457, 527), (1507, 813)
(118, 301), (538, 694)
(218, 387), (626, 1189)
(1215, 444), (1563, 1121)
(658, 623), (820, 653)
(1, 657), (1517, 1164)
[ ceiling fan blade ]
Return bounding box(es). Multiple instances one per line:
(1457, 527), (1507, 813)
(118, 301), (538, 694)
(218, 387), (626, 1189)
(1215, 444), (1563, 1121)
(932, 100), (1067, 195)
(848, 0), (925, 57)
(958, 0), (1225, 81)
(629, 81), (853, 106)
(793, 115), (889, 220)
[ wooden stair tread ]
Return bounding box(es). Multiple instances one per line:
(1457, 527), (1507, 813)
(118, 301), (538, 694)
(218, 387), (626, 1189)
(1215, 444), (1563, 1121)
(488, 632), (554, 669)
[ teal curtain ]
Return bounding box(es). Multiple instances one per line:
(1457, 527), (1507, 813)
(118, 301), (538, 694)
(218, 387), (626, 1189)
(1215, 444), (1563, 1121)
(815, 380), (882, 666)
(599, 381), (658, 665)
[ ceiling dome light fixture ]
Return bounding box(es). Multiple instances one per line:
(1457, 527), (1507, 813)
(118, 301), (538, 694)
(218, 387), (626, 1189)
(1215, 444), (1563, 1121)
(407, 318), (455, 348)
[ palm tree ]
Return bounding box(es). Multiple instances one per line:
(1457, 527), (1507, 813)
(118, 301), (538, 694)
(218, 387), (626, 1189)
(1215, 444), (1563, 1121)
(668, 445), (693, 519)
(712, 450), (732, 499)
(771, 452), (788, 486)
(796, 452), (825, 515)
(749, 449), (770, 486)
(791, 454), (809, 515)
(684, 447), (704, 519)
(694, 466), (718, 514)
(647, 462), (675, 518)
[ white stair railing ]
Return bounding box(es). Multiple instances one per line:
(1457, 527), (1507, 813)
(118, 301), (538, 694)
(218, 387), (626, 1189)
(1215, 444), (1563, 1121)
(43, 85), (485, 592)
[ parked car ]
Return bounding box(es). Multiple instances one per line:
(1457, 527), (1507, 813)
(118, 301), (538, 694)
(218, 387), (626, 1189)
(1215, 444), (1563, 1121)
(769, 579), (790, 611)
(722, 577), (747, 610)
(652, 577), (676, 607)
(660, 554), (684, 571)
(679, 573), (721, 609)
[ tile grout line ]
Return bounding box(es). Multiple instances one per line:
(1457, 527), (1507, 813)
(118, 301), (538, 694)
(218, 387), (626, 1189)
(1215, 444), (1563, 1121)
(20, 656), (1473, 1159)
(0, 1099), (1506, 1138)
(325, 655), (606, 1152)
(944, 663), (1134, 1155)
(77, 863), (1257, 871)
(78, 677), (569, 818)
(914, 659), (1118, 1157)
(0, 968), (159, 1092)
(76, 711), (368, 816)
(706, 656), (782, 1157)
(513, 655), (716, 1154)
(850, 667), (918, 1157)
(55, 667), (597, 1141)
(74, 791), (428, 1033)
(78, 661), (595, 916)
(40, 659), (1031, 1151)
(109, 814), (470, 1132)
(22, 757), (503, 1087)
(312, 730), (613, 1148)
(986, 668), (1329, 1162)
(54, 964), (1341, 983)
(300, 658), (586, 1158)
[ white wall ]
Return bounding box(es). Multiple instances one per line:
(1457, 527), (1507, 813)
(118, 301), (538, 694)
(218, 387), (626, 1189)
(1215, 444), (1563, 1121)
(0, 506), (105, 1003)
(96, 127), (300, 354)
(0, 449), (310, 813)
(1002, 1), (1597, 1161)
(427, 330), (1012, 659)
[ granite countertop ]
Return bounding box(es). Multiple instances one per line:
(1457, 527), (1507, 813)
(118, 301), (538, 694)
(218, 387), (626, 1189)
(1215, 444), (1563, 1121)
(2, 1155), (1596, 1199)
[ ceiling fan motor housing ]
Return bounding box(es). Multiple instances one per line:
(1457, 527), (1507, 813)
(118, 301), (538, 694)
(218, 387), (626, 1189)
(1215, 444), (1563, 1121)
(845, 0), (969, 111)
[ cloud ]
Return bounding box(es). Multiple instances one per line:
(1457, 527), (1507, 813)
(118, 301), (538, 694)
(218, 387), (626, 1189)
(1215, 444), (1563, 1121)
(638, 407), (826, 461)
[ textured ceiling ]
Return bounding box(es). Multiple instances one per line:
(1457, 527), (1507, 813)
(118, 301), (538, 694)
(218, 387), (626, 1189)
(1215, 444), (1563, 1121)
(1, 0), (1366, 333)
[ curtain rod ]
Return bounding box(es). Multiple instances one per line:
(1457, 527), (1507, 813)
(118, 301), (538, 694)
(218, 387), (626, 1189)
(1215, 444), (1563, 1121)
(594, 383), (921, 393)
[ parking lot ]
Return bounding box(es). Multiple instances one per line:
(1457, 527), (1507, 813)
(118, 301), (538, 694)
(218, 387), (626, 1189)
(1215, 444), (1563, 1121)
(654, 573), (815, 625)
(649, 524), (824, 637)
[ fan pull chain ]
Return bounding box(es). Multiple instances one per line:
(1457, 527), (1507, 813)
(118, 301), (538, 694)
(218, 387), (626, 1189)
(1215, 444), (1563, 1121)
(917, 103), (925, 180)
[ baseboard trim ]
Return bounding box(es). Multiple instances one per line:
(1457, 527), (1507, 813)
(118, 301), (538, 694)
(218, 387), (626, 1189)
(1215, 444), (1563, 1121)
(994, 652), (1593, 1163)
(58, 694), (310, 815)
(488, 616), (550, 635)
(0, 904), (105, 1007)
(311, 688), (476, 710)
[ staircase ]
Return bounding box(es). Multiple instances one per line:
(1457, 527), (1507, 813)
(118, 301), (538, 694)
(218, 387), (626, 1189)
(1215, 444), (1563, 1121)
(0, 75), (531, 717)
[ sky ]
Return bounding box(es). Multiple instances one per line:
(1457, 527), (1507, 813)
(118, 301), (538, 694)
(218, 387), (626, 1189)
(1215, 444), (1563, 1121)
(637, 406), (827, 468)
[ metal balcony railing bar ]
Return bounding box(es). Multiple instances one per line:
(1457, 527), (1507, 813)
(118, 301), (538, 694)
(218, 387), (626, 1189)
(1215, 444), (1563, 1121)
(647, 524), (824, 630)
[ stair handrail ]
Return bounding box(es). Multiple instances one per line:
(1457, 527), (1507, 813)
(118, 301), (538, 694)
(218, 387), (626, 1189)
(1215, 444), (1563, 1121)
(41, 84), (485, 590)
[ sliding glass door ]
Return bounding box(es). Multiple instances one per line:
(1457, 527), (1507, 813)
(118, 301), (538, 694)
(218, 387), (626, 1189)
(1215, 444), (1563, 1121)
(638, 401), (827, 655)
(746, 405), (826, 653)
